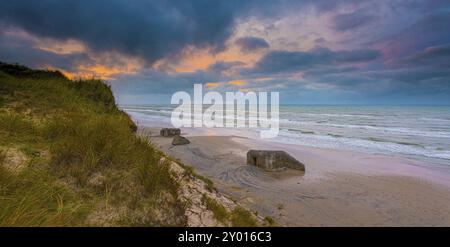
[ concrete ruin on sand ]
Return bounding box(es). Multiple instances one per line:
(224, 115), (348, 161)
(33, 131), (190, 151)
(160, 128), (181, 137)
(247, 150), (305, 172)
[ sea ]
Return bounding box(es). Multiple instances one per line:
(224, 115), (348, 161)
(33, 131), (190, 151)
(121, 105), (450, 168)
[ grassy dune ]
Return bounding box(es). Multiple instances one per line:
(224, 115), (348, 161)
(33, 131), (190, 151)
(0, 62), (262, 227)
(0, 62), (186, 226)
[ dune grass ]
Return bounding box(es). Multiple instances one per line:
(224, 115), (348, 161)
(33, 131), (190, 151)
(0, 63), (186, 226)
(0, 150), (5, 165)
(230, 207), (258, 227)
(201, 194), (258, 227)
(179, 163), (217, 192)
(0, 165), (87, 226)
(202, 194), (229, 225)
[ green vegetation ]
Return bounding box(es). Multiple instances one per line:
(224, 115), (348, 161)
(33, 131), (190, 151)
(178, 162), (217, 192)
(0, 62), (185, 226)
(202, 194), (229, 224)
(0, 150), (5, 165)
(277, 203), (284, 210)
(0, 165), (87, 226)
(0, 97), (5, 108)
(230, 207), (258, 227)
(263, 216), (277, 226)
(201, 194), (258, 227)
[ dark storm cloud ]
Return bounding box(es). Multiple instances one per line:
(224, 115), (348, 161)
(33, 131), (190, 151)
(392, 44), (450, 68)
(1, 0), (450, 105)
(235, 36), (270, 52)
(367, 67), (450, 86)
(0, 0), (373, 67)
(0, 0), (253, 64)
(375, 12), (450, 58)
(332, 11), (376, 31)
(299, 64), (450, 98)
(0, 30), (89, 70)
(207, 61), (245, 74)
(249, 48), (381, 74)
(111, 68), (231, 95)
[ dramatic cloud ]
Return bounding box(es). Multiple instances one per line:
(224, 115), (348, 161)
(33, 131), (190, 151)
(249, 48), (381, 74)
(332, 11), (376, 31)
(0, 29), (89, 71)
(207, 61), (246, 74)
(375, 12), (450, 59)
(392, 44), (450, 68)
(235, 36), (270, 52)
(0, 0), (252, 64)
(1, 0), (449, 104)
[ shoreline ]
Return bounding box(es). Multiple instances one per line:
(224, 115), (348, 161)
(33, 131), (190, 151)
(124, 107), (450, 168)
(142, 126), (450, 226)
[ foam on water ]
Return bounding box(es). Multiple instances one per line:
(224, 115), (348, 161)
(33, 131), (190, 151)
(122, 105), (450, 167)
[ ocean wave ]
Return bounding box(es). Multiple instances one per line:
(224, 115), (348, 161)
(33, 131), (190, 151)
(293, 113), (379, 118)
(365, 137), (425, 148)
(284, 128), (315, 134)
(420, 117), (450, 122)
(280, 119), (450, 138)
(277, 129), (450, 161)
(123, 106), (450, 163)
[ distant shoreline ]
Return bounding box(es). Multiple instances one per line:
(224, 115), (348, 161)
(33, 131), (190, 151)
(123, 105), (450, 168)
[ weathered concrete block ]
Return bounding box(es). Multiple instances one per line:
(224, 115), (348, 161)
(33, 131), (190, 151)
(160, 128), (181, 137)
(247, 150), (305, 172)
(172, 135), (190, 146)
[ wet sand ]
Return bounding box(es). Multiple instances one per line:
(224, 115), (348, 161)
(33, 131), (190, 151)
(143, 127), (450, 226)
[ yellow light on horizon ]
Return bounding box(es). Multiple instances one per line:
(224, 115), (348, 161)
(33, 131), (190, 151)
(206, 82), (220, 87)
(228, 80), (246, 86)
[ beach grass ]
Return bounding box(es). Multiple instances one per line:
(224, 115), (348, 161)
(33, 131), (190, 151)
(263, 216), (277, 226)
(230, 206), (258, 227)
(201, 194), (258, 227)
(202, 194), (229, 224)
(180, 163), (217, 192)
(0, 63), (186, 226)
(0, 150), (6, 165)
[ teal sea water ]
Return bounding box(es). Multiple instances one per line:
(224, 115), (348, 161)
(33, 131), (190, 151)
(122, 105), (450, 168)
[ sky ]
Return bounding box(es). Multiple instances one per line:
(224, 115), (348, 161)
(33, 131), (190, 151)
(0, 0), (449, 105)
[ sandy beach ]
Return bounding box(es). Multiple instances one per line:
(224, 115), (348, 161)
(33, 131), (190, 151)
(142, 126), (450, 226)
